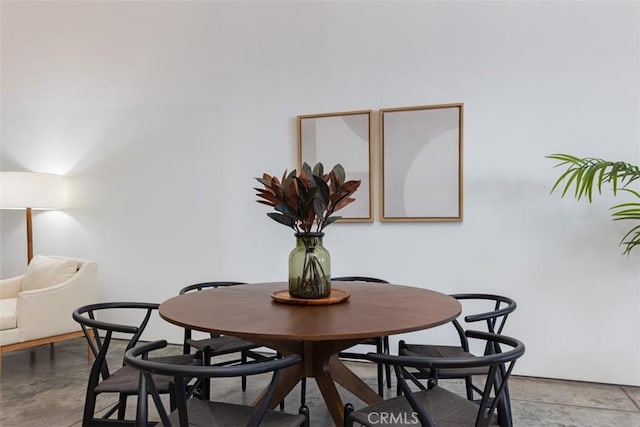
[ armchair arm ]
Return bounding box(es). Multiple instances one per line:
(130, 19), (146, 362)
(18, 260), (97, 341)
(0, 275), (23, 299)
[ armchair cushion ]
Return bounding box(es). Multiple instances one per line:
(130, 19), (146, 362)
(22, 255), (78, 292)
(0, 255), (97, 345)
(0, 298), (17, 331)
(0, 276), (22, 299)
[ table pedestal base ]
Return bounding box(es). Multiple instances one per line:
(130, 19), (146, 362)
(252, 338), (384, 426)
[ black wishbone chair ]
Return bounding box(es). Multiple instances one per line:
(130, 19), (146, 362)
(125, 340), (309, 427)
(179, 281), (277, 400)
(344, 331), (525, 427)
(399, 293), (517, 404)
(73, 302), (197, 426)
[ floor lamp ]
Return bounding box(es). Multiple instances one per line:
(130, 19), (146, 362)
(0, 172), (68, 264)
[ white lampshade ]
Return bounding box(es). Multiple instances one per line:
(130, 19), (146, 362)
(0, 172), (69, 210)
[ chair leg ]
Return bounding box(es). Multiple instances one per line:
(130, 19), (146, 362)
(464, 375), (475, 401)
(82, 387), (97, 425)
(117, 394), (127, 419)
(377, 362), (384, 397)
(169, 384), (177, 412)
(376, 337), (384, 397)
(300, 378), (307, 406)
(201, 348), (211, 401)
(384, 363), (392, 390)
(241, 350), (248, 392)
(299, 404), (310, 427)
(383, 336), (392, 389)
(343, 403), (354, 427)
(497, 380), (514, 427)
(82, 354), (103, 424)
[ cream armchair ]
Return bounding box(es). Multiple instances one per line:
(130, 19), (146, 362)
(0, 255), (97, 378)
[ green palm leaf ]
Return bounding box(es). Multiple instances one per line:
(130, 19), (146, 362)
(547, 154), (640, 255)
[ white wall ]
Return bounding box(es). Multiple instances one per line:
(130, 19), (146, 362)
(1, 1), (638, 385)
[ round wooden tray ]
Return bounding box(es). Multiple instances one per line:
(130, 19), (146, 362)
(271, 288), (350, 305)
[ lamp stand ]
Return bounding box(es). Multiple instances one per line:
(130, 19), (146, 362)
(26, 207), (33, 264)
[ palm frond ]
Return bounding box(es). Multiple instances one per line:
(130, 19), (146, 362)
(547, 154), (640, 255)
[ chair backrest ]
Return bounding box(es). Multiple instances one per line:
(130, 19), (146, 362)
(178, 281), (248, 351)
(449, 293), (517, 352)
(125, 340), (301, 427)
(368, 331), (525, 427)
(72, 302), (159, 383)
(179, 281), (247, 295)
(331, 276), (390, 284)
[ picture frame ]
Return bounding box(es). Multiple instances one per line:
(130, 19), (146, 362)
(297, 110), (373, 222)
(379, 103), (463, 222)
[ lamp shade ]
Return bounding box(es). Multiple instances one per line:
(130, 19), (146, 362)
(0, 172), (69, 210)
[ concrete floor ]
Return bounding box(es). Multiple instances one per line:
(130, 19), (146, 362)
(0, 338), (639, 426)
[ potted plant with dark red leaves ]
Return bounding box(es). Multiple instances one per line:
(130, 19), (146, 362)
(255, 162), (361, 298)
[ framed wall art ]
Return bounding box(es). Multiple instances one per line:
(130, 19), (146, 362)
(297, 110), (373, 222)
(379, 103), (463, 222)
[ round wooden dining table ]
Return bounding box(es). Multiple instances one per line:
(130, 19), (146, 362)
(159, 281), (461, 426)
